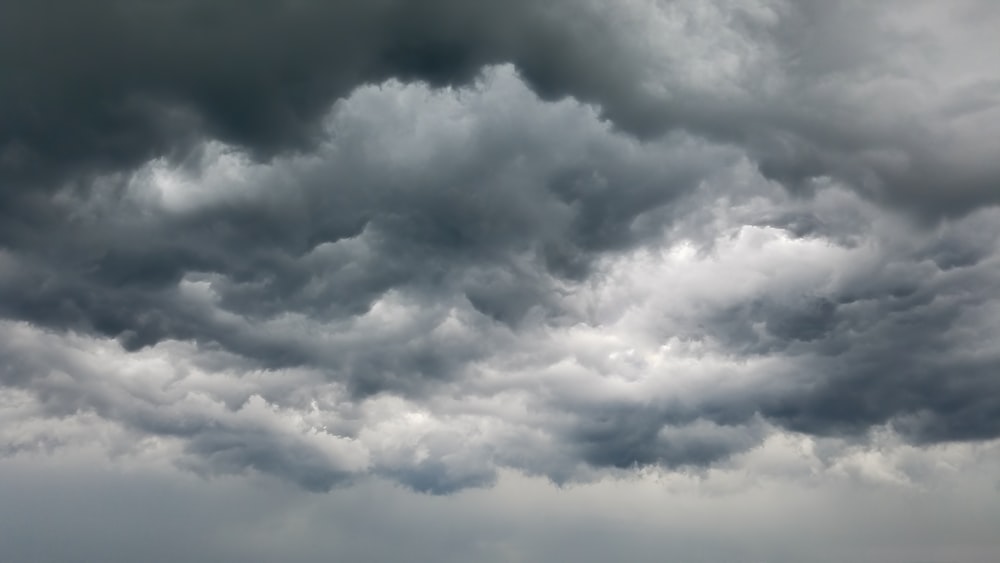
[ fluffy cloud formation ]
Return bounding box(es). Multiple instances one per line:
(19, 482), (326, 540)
(1, 0), (999, 510)
(4, 0), (999, 212)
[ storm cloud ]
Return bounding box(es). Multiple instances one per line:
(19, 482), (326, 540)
(1, 2), (999, 558)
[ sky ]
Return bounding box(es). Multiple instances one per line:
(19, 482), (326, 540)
(1, 1), (1000, 561)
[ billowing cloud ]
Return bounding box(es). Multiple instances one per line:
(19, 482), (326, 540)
(2, 67), (999, 492)
(0, 5), (999, 557)
(4, 1), (999, 214)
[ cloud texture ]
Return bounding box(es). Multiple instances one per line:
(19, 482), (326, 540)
(2, 0), (1000, 512)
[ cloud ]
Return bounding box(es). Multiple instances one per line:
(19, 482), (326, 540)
(4, 1), (999, 218)
(0, 67), (733, 370)
(0, 0), (626, 189)
(1, 0), (999, 500)
(3, 109), (1000, 493)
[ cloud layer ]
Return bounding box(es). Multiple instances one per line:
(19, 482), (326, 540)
(1, 0), (1000, 503)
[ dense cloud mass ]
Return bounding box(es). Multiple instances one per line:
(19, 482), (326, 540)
(1, 2), (999, 556)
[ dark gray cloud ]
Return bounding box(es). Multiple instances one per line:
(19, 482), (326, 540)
(1, 0), (999, 500)
(0, 0), (623, 189)
(4, 0), (998, 217)
(0, 70), (730, 383)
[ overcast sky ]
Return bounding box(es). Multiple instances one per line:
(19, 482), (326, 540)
(2, 1), (1000, 561)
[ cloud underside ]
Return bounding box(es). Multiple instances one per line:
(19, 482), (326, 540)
(1, 0), (999, 494)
